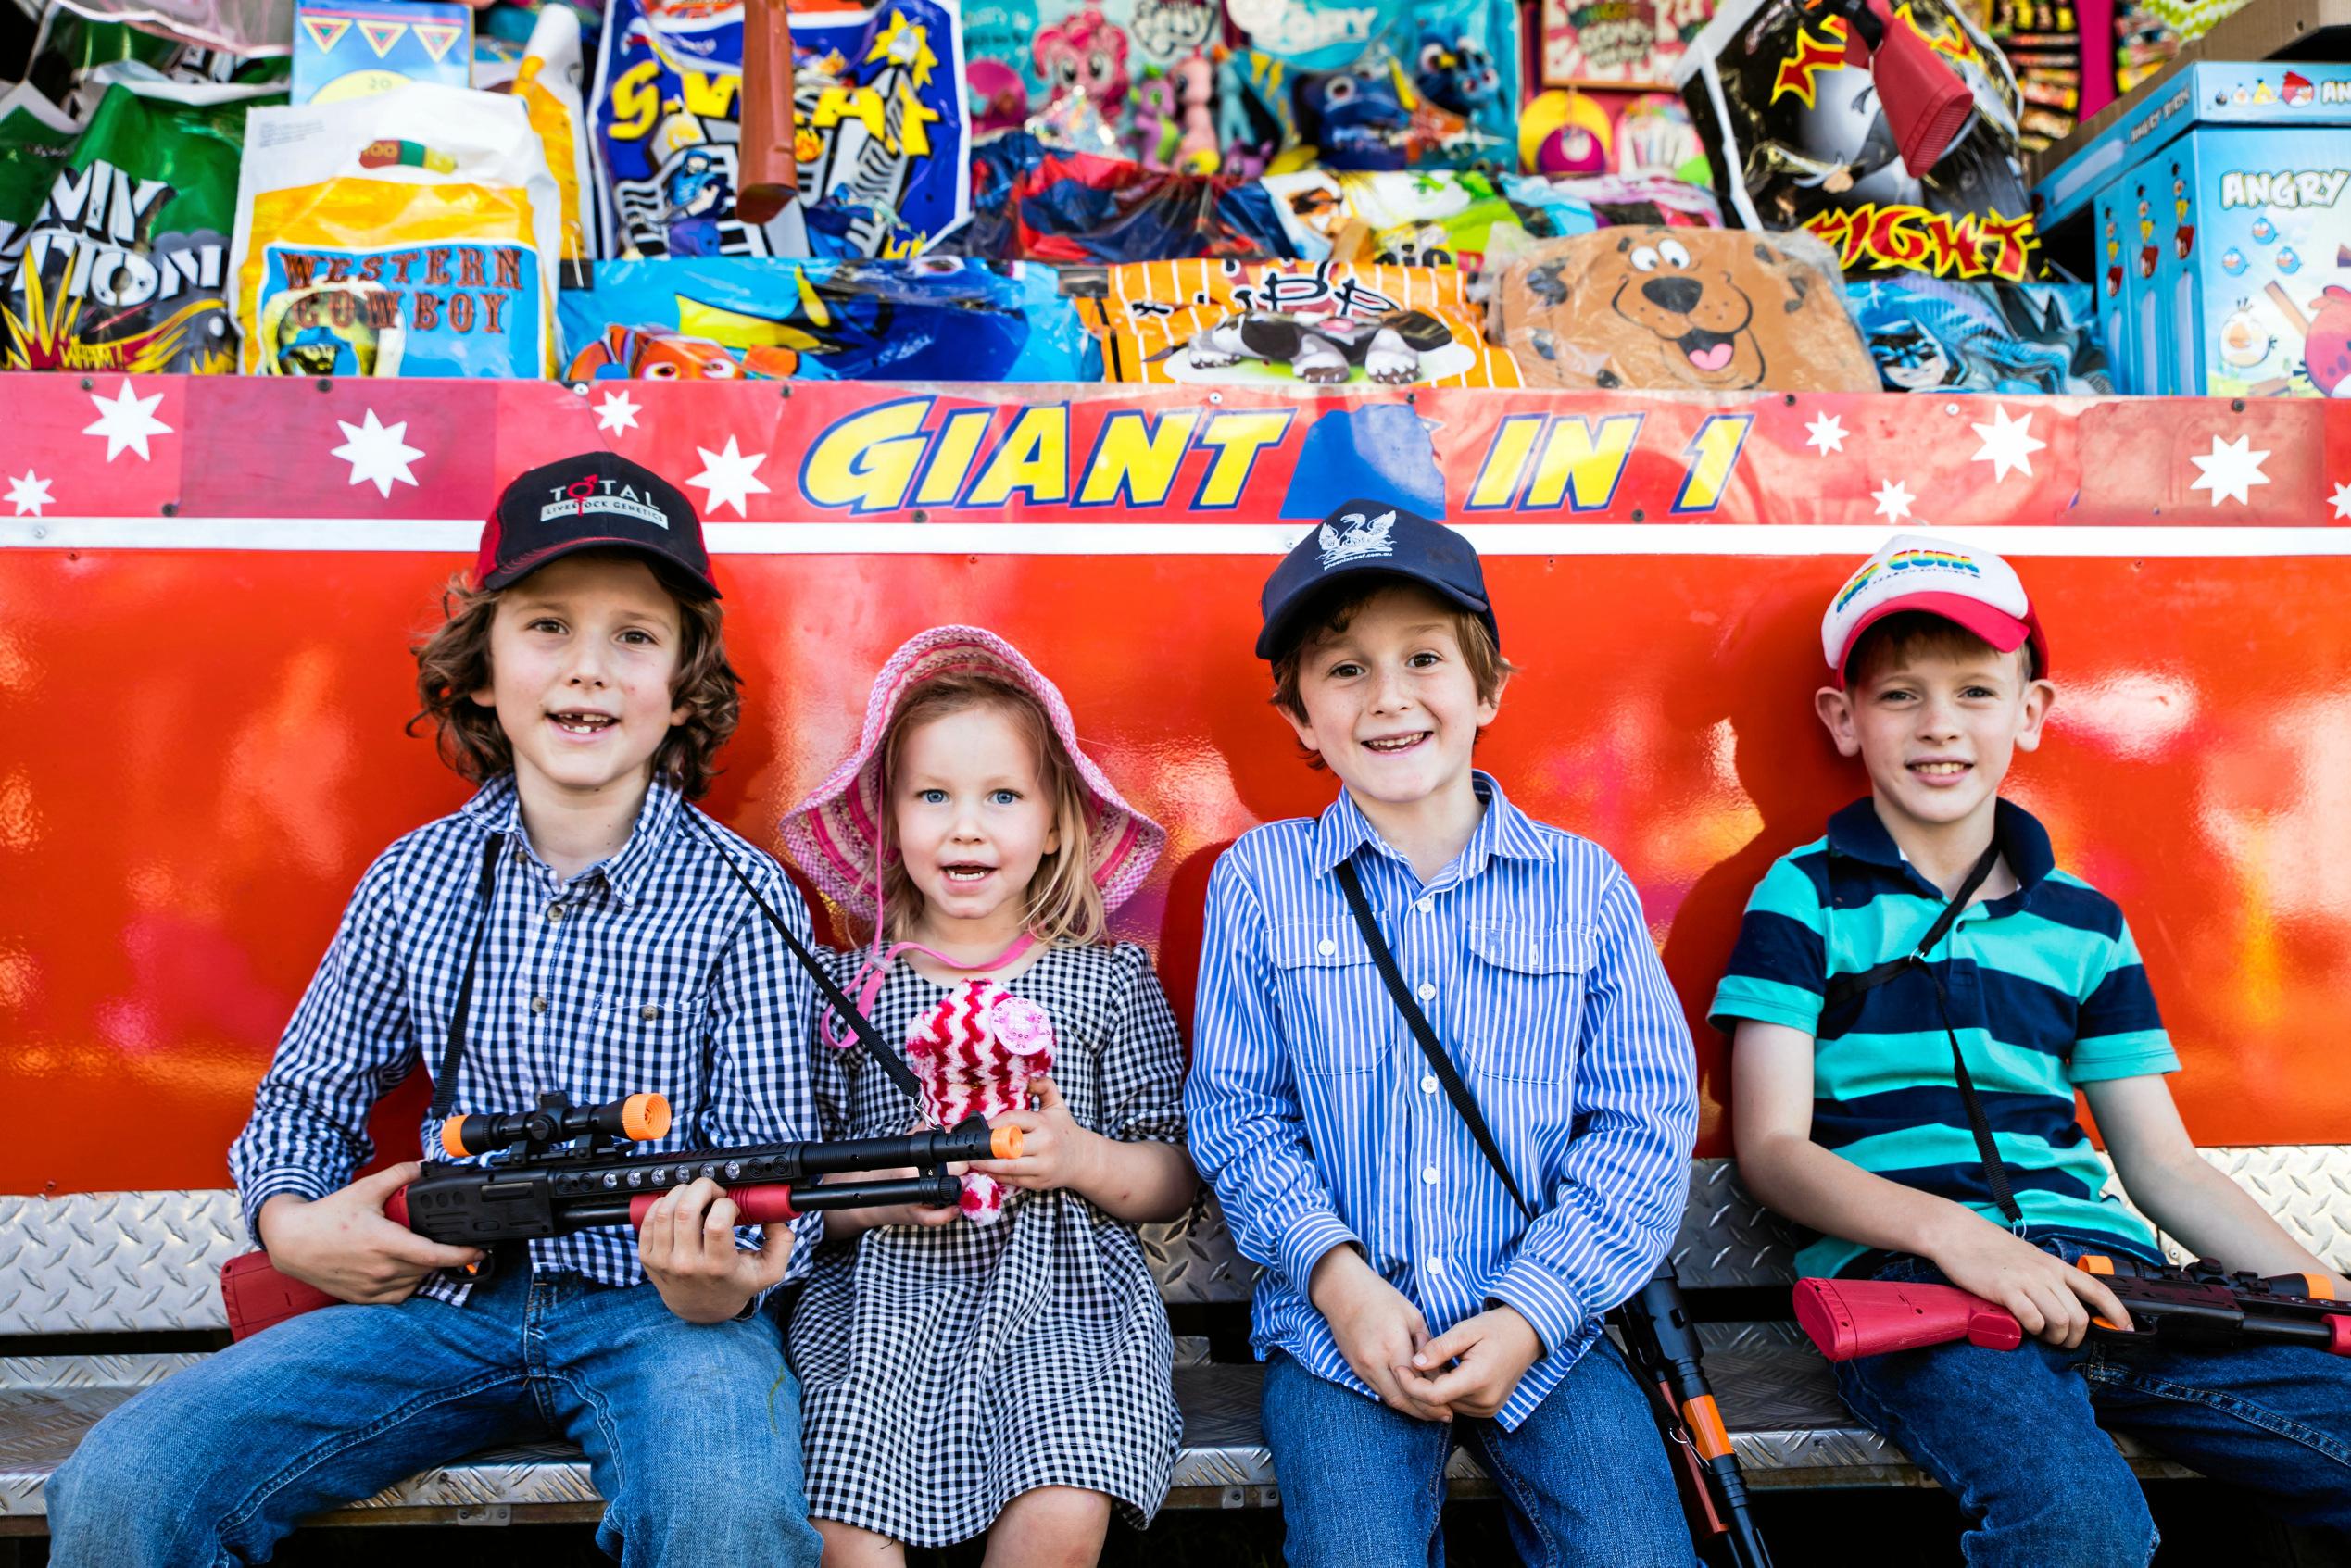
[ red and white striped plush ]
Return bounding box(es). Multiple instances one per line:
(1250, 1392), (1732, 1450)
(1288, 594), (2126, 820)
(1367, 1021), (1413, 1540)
(903, 980), (1057, 1224)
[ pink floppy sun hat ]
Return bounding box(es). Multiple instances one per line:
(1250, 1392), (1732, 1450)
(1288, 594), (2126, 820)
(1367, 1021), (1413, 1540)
(779, 625), (1166, 927)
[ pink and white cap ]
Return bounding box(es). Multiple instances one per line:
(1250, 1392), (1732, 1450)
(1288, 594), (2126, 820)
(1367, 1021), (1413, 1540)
(1822, 533), (2050, 687)
(779, 625), (1165, 925)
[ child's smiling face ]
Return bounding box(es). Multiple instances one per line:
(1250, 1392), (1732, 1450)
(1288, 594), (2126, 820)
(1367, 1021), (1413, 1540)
(471, 553), (688, 806)
(1285, 583), (1501, 815)
(1817, 637), (2052, 839)
(891, 703), (1060, 940)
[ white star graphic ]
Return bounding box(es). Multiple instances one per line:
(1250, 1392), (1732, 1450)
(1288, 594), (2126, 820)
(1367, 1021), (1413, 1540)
(687, 435), (770, 518)
(6, 470), (52, 518)
(329, 409), (425, 499)
(1871, 479), (1916, 521)
(2331, 481), (2351, 521)
(2188, 433), (2270, 508)
(1968, 403), (2045, 483)
(82, 379), (171, 462)
(1804, 412), (1847, 456)
(596, 390), (642, 434)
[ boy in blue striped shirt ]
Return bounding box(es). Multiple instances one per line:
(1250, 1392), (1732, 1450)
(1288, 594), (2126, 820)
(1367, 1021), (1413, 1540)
(1715, 533), (2351, 1562)
(1187, 501), (1700, 1568)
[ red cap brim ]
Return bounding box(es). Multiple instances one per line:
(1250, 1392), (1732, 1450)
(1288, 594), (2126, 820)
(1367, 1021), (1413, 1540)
(1835, 591), (2047, 687)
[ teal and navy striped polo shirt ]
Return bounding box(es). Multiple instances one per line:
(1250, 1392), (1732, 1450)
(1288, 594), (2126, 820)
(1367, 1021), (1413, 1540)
(1709, 797), (2178, 1279)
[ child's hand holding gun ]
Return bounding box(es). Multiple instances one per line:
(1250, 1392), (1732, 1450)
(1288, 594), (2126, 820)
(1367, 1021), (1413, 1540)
(256, 1163), (485, 1306)
(1926, 1211), (2134, 1348)
(637, 1178), (795, 1323)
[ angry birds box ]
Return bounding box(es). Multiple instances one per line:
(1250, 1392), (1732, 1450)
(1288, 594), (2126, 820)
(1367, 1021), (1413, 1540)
(2033, 62), (2351, 398)
(2156, 124), (2351, 396)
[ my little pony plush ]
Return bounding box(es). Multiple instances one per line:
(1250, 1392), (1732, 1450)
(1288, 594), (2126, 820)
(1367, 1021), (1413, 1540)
(904, 981), (1057, 1223)
(1034, 8), (1133, 119)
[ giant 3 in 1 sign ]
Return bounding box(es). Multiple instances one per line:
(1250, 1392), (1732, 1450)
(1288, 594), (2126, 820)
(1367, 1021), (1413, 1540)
(3, 374), (2350, 1193)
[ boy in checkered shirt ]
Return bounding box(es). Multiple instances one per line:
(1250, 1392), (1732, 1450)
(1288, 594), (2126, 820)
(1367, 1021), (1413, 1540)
(49, 454), (824, 1568)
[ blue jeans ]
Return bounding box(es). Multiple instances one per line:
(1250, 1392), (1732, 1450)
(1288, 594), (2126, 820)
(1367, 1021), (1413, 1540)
(47, 1267), (823, 1568)
(1260, 1341), (1697, 1568)
(1837, 1243), (2351, 1568)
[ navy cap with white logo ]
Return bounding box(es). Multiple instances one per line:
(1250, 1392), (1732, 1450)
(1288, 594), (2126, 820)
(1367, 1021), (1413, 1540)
(477, 452), (718, 600)
(1256, 498), (1495, 660)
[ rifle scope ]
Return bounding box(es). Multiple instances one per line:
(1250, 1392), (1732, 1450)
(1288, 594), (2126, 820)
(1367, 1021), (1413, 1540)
(442, 1092), (672, 1158)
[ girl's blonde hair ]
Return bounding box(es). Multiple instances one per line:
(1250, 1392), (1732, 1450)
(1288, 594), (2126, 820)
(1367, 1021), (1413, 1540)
(870, 671), (1107, 947)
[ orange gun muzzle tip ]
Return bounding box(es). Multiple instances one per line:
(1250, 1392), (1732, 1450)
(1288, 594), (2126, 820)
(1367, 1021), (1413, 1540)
(439, 1116), (468, 1159)
(622, 1092), (673, 1142)
(991, 1126), (1024, 1160)
(2078, 1255), (2116, 1276)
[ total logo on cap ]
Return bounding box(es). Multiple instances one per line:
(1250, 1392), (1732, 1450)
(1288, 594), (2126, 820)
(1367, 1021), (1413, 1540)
(477, 451), (718, 599)
(1822, 533), (2049, 684)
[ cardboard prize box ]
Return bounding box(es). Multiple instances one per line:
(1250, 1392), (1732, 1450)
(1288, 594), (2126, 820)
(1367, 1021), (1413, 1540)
(2037, 61), (2351, 396)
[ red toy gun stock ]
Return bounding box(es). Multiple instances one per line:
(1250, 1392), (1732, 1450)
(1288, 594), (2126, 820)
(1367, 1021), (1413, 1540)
(221, 1092), (1018, 1341)
(1797, 1257), (2351, 1363)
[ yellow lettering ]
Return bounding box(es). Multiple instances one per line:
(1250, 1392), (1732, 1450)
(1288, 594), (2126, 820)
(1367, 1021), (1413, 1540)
(914, 408), (994, 507)
(1077, 410), (1201, 508)
(813, 85), (889, 141)
(802, 397), (933, 514)
(1671, 413), (1754, 514)
(1523, 414), (1643, 511)
(1465, 413), (1545, 510)
(609, 61), (662, 143)
(964, 406), (1070, 508)
(892, 81), (940, 158)
(1191, 410), (1294, 508)
(680, 71), (741, 121)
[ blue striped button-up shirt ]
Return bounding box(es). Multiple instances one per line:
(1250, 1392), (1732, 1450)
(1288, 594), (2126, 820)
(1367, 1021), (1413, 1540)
(1185, 774), (1698, 1428)
(230, 774), (823, 1307)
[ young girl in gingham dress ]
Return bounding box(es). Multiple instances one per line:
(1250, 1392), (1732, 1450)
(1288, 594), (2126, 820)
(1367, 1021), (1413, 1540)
(778, 626), (1195, 1562)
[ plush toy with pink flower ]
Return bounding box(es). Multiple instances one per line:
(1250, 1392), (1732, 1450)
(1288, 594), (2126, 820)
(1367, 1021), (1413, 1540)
(904, 980), (1058, 1223)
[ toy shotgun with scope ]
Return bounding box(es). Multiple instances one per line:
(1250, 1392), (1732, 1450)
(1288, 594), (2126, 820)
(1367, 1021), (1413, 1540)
(220, 1090), (1018, 1340)
(1795, 1254), (2350, 1362)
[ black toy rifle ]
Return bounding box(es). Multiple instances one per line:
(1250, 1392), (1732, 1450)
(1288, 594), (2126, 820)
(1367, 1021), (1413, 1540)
(1613, 1265), (1775, 1568)
(221, 1090), (1016, 1339)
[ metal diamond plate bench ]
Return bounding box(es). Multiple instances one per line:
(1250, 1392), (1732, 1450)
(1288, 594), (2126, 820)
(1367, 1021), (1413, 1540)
(3, 1148), (2344, 1529)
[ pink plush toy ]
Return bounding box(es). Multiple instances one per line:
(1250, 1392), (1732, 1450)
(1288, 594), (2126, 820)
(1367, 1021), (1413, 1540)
(1173, 53), (1219, 173)
(904, 980), (1057, 1224)
(1033, 7), (1131, 119)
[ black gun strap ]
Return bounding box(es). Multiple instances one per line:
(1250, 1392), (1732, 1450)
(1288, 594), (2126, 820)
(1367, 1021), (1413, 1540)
(429, 834), (507, 1124)
(1822, 840), (2019, 1226)
(685, 815), (930, 1111)
(1334, 859), (1536, 1223)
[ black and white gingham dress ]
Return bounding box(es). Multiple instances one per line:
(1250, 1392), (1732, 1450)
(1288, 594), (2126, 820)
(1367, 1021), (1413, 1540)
(789, 941), (1187, 1546)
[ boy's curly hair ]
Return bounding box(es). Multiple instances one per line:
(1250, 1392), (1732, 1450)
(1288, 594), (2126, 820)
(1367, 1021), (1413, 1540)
(408, 554), (741, 798)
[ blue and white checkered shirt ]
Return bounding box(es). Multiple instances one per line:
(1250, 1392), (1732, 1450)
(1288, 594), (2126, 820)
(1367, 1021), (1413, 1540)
(1185, 773), (1698, 1428)
(230, 773), (823, 1307)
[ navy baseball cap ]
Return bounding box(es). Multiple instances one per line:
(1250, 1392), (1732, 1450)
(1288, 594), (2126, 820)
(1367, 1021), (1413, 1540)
(477, 452), (719, 600)
(1255, 499), (1496, 660)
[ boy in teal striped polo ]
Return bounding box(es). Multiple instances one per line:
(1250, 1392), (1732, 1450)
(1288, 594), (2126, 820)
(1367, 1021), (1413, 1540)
(1713, 534), (2351, 1563)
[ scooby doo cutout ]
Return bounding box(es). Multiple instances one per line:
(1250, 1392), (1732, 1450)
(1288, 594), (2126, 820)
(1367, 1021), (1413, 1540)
(1489, 226), (1878, 392)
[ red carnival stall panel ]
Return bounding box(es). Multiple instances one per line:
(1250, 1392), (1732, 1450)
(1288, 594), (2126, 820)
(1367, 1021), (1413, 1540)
(2, 376), (2348, 1192)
